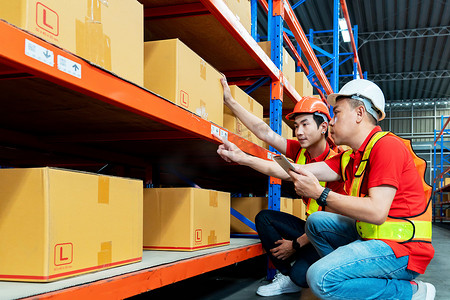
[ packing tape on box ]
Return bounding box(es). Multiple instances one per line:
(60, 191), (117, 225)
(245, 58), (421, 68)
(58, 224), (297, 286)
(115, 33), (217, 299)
(98, 241), (112, 265)
(209, 191), (218, 207)
(98, 176), (110, 204)
(76, 0), (112, 70)
(208, 230), (217, 244)
(200, 60), (207, 80)
(248, 97), (254, 112)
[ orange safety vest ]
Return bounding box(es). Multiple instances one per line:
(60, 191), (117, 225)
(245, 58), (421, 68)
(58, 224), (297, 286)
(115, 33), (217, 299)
(340, 131), (432, 243)
(296, 148), (334, 217)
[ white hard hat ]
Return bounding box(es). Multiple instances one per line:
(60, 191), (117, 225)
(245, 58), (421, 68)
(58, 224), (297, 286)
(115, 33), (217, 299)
(327, 79), (386, 121)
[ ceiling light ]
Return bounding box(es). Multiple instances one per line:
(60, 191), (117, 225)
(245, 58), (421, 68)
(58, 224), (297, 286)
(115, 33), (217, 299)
(338, 18), (351, 43)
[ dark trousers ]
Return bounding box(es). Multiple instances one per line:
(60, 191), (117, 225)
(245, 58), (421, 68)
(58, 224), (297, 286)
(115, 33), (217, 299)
(255, 209), (320, 287)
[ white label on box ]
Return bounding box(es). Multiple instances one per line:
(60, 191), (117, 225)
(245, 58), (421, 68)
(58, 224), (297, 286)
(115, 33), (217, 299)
(57, 55), (81, 78)
(220, 129), (228, 141)
(211, 124), (220, 137)
(25, 39), (54, 67)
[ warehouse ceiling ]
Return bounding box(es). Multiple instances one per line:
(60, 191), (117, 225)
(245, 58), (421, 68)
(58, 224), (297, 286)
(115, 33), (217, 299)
(260, 0), (450, 103)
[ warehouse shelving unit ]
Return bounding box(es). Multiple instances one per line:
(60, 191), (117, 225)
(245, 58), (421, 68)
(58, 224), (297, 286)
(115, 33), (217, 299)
(433, 116), (450, 222)
(0, 0), (360, 298)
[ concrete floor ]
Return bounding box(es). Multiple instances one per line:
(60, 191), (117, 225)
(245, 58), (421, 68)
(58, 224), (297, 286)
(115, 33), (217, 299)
(130, 224), (450, 299)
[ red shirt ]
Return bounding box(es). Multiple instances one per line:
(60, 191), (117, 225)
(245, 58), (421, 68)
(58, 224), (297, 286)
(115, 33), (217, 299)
(286, 139), (345, 195)
(324, 126), (434, 274)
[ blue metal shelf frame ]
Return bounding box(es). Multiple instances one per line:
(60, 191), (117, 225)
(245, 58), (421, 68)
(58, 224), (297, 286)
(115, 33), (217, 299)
(433, 116), (450, 222)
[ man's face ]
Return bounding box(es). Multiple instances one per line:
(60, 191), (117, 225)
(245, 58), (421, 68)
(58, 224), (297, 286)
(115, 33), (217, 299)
(329, 98), (357, 145)
(294, 114), (324, 148)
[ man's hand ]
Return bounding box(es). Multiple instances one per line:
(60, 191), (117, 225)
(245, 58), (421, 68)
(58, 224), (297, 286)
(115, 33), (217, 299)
(220, 74), (233, 106)
(288, 167), (324, 199)
(215, 134), (248, 164)
(270, 239), (296, 260)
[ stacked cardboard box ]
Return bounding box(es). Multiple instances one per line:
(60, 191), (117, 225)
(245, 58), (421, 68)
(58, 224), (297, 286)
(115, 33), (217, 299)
(223, 0), (252, 34)
(144, 39), (224, 126)
(293, 199), (307, 221)
(295, 72), (313, 97)
(0, 168), (143, 282)
(0, 0), (144, 85)
(231, 197), (293, 234)
(224, 85), (265, 147)
(258, 41), (296, 86)
(143, 188), (230, 251)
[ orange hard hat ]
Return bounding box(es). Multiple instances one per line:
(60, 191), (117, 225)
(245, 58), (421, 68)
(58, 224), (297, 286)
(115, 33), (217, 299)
(285, 96), (331, 121)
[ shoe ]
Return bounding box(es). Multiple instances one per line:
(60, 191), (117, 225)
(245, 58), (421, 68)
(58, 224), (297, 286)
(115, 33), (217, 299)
(411, 280), (436, 300)
(256, 273), (301, 297)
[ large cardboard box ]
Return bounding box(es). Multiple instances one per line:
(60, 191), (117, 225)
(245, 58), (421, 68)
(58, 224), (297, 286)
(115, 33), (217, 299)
(0, 167), (143, 282)
(144, 39), (223, 126)
(143, 188), (230, 251)
(258, 41), (296, 86)
(295, 72), (313, 97)
(224, 85), (264, 147)
(262, 118), (294, 149)
(224, 0), (251, 34)
(231, 197), (293, 234)
(0, 0), (144, 86)
(293, 199), (307, 221)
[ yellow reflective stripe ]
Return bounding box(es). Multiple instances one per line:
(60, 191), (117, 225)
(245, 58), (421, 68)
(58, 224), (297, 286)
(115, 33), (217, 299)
(340, 151), (351, 182)
(296, 148), (307, 165)
(306, 199), (320, 215)
(297, 148), (326, 215)
(356, 221), (432, 241)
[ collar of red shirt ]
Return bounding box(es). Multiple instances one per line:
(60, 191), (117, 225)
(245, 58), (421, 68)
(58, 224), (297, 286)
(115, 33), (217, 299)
(304, 142), (331, 163)
(350, 126), (382, 159)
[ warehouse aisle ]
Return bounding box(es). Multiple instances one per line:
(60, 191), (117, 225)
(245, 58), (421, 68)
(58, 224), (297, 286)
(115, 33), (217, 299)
(131, 224), (449, 300)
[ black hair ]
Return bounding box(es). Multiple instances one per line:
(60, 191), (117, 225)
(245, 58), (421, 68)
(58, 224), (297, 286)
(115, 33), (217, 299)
(335, 96), (378, 125)
(312, 114), (329, 138)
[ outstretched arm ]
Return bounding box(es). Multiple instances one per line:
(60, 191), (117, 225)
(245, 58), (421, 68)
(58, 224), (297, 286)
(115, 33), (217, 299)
(221, 75), (287, 154)
(215, 134), (291, 181)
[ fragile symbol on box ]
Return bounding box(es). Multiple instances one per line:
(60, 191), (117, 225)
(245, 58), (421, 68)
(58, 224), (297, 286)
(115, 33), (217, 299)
(54, 243), (73, 266)
(36, 2), (59, 36)
(180, 90), (189, 108)
(195, 229), (202, 243)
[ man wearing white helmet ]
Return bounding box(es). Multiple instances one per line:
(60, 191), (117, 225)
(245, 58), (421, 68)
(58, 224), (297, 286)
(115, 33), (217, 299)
(285, 79), (435, 299)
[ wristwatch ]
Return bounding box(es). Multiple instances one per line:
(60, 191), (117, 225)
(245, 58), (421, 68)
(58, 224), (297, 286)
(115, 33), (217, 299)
(316, 187), (331, 207)
(292, 238), (301, 251)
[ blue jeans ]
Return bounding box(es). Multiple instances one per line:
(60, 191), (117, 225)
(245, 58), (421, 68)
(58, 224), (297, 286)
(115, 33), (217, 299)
(305, 211), (418, 300)
(255, 210), (320, 287)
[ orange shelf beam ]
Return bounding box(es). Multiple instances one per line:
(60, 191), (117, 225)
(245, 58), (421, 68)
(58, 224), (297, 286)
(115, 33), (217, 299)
(26, 243), (264, 299)
(0, 20), (271, 161)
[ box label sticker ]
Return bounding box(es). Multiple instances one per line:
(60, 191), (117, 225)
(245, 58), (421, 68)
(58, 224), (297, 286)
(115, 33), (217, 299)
(211, 124), (220, 137)
(57, 55), (81, 78)
(36, 2), (59, 36)
(219, 129), (228, 140)
(54, 243), (73, 266)
(25, 39), (54, 67)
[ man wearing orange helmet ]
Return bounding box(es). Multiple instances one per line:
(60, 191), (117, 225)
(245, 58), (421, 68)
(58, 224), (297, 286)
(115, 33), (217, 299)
(216, 75), (344, 297)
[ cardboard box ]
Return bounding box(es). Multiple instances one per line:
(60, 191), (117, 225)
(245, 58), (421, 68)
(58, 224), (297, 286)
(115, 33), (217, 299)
(258, 41), (296, 86)
(0, 167), (143, 282)
(293, 199), (307, 221)
(262, 118), (294, 149)
(295, 72), (313, 97)
(224, 85), (264, 147)
(224, 0), (251, 34)
(144, 39), (224, 126)
(143, 188), (230, 251)
(231, 197), (293, 234)
(0, 0), (144, 86)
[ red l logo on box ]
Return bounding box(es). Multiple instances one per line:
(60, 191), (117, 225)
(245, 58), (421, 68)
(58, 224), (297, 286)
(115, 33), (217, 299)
(36, 2), (59, 36)
(54, 243), (73, 266)
(195, 229), (202, 243)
